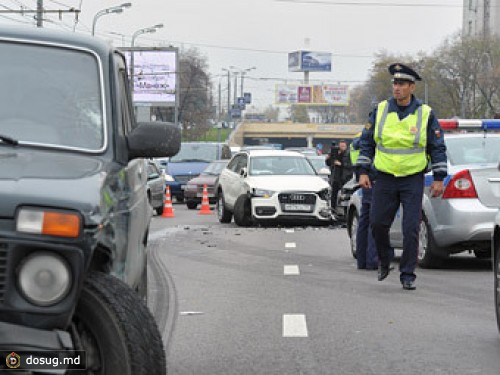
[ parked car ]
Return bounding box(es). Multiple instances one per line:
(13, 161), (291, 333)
(347, 120), (500, 268)
(216, 149), (332, 226)
(493, 206), (500, 333)
(0, 25), (180, 373)
(164, 142), (231, 202)
(492, 159), (500, 334)
(146, 159), (166, 215)
(306, 155), (331, 182)
(184, 160), (229, 209)
(286, 147), (318, 156)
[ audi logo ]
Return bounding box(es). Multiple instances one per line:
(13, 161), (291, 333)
(290, 194), (305, 201)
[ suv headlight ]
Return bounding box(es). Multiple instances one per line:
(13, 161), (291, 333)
(317, 188), (331, 202)
(18, 252), (71, 306)
(252, 188), (276, 198)
(164, 174), (175, 182)
(16, 207), (81, 238)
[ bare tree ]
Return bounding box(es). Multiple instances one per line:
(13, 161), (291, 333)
(178, 47), (213, 140)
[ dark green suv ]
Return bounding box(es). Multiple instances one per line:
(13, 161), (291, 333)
(0, 25), (179, 374)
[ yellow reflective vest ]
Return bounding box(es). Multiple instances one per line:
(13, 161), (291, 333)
(373, 100), (430, 177)
(349, 143), (360, 165)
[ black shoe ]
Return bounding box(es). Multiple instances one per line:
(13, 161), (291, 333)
(377, 265), (390, 281)
(402, 280), (416, 290)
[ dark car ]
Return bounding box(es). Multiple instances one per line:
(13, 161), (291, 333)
(147, 159), (166, 215)
(184, 160), (229, 209)
(164, 142), (231, 202)
(0, 25), (180, 373)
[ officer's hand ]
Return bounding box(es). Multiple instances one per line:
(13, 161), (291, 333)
(430, 180), (444, 197)
(359, 174), (371, 189)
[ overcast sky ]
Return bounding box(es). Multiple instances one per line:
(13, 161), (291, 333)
(1, 0), (463, 110)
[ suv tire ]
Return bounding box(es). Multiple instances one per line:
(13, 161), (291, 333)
(233, 195), (252, 227)
(217, 192), (232, 223)
(71, 272), (166, 375)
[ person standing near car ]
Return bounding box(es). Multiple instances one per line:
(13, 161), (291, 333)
(350, 134), (379, 270)
(357, 63), (447, 290)
(325, 140), (353, 214)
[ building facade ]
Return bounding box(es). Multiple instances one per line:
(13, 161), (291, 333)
(463, 0), (500, 37)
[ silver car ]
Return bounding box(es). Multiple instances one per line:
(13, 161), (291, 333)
(347, 131), (500, 268)
(493, 201), (500, 333)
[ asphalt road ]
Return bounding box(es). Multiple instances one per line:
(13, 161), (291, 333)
(147, 203), (500, 375)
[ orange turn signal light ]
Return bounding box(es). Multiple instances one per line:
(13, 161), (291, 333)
(42, 212), (81, 238)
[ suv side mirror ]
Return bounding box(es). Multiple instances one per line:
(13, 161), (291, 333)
(240, 167), (247, 177)
(127, 122), (180, 160)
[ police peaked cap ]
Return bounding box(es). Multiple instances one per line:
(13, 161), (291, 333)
(388, 63), (422, 82)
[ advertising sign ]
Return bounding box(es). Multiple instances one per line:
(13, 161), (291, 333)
(276, 84), (298, 104)
(301, 51), (332, 72)
(237, 97), (246, 110)
(122, 47), (177, 106)
(275, 84), (349, 106)
(288, 50), (332, 72)
(288, 51), (302, 72)
(243, 92), (252, 104)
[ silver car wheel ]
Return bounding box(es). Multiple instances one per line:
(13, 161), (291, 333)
(418, 220), (428, 262)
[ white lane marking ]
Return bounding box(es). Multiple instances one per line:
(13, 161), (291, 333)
(285, 229), (295, 233)
(285, 242), (296, 248)
(283, 314), (308, 337)
(179, 311), (204, 316)
(284, 265), (300, 275)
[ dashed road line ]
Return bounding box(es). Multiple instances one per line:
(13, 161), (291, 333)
(283, 314), (308, 337)
(284, 265), (300, 275)
(285, 242), (296, 248)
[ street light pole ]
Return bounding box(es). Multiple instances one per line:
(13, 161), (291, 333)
(229, 65), (256, 99)
(92, 3), (131, 36)
(129, 23), (164, 97)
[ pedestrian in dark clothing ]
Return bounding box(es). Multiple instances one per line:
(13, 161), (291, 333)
(350, 135), (394, 270)
(325, 140), (353, 213)
(357, 63), (447, 290)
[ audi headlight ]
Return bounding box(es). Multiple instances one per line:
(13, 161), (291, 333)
(18, 252), (71, 306)
(318, 188), (331, 202)
(17, 208), (81, 238)
(252, 188), (276, 198)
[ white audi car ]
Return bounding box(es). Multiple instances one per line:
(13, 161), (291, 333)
(215, 149), (332, 226)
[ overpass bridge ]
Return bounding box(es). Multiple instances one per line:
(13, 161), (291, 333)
(229, 122), (365, 152)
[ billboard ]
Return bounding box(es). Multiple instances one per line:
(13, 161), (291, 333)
(121, 47), (178, 106)
(288, 50), (332, 72)
(275, 84), (349, 106)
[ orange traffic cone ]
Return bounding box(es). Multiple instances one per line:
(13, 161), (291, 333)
(198, 184), (212, 215)
(161, 186), (175, 218)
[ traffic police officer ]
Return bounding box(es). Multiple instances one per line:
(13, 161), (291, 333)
(357, 63), (447, 290)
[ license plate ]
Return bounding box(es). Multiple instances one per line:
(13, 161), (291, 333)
(284, 204), (311, 212)
(196, 193), (214, 198)
(180, 185), (186, 190)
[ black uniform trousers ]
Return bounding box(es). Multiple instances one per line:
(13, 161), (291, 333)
(370, 171), (424, 283)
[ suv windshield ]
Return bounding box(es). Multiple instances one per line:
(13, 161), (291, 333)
(0, 42), (104, 151)
(170, 143), (220, 162)
(249, 156), (317, 176)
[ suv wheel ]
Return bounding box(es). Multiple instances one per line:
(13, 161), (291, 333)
(349, 210), (359, 259)
(418, 216), (445, 269)
(233, 195), (252, 227)
(217, 192), (232, 223)
(71, 272), (166, 375)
